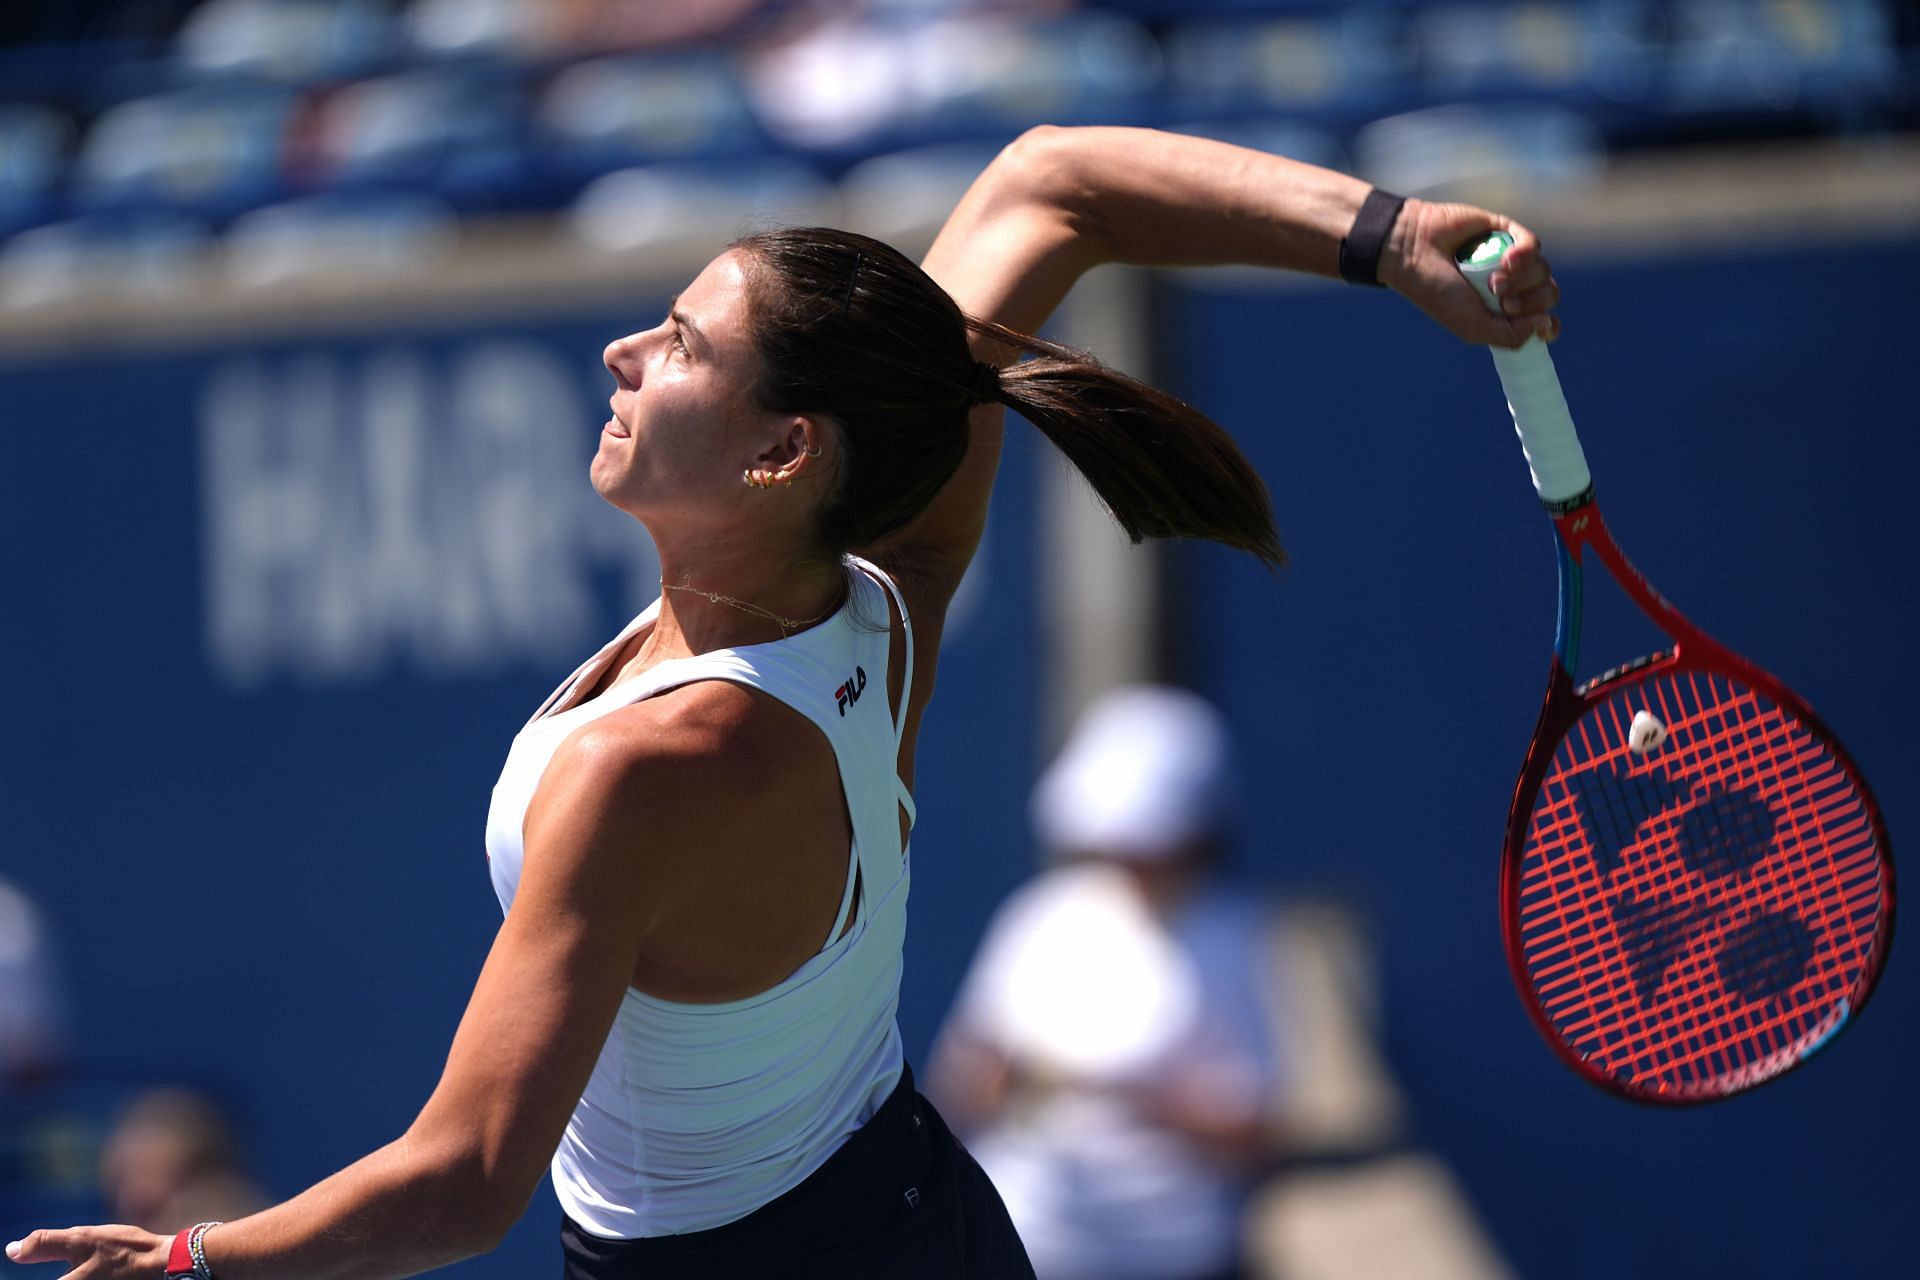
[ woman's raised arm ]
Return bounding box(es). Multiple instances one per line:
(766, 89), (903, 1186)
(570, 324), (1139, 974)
(887, 124), (1560, 592)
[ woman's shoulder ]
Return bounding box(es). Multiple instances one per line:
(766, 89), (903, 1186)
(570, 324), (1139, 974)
(520, 678), (855, 1003)
(562, 680), (823, 795)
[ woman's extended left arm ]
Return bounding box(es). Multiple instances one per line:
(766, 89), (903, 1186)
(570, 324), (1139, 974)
(6, 729), (683, 1280)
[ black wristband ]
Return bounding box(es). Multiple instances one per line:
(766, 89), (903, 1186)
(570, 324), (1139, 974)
(1338, 188), (1407, 287)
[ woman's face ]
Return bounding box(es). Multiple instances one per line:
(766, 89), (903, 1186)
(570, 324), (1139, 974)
(594, 250), (797, 533)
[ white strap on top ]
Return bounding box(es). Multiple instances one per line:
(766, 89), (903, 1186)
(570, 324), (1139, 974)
(847, 556), (916, 828)
(819, 841), (862, 950)
(815, 558), (913, 950)
(525, 604), (658, 727)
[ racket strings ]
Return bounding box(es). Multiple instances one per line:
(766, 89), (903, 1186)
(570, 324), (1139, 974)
(1516, 668), (1887, 1098)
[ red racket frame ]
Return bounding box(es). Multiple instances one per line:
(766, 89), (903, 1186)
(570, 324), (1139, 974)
(1499, 499), (1896, 1103)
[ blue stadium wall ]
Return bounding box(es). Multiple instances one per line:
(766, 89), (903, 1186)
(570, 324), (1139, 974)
(1160, 236), (1918, 1279)
(3, 235), (1916, 1279)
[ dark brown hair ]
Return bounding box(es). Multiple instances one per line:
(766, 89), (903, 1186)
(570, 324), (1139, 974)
(732, 227), (1283, 567)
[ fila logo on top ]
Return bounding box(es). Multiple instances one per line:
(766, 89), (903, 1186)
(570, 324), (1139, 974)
(835, 667), (868, 717)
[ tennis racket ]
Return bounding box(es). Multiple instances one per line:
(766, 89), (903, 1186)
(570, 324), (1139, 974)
(1458, 230), (1894, 1103)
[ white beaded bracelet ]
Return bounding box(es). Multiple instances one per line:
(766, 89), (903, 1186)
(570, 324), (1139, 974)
(186, 1221), (223, 1279)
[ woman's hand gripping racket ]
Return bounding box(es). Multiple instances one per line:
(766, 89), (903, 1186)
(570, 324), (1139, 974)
(1459, 232), (1894, 1103)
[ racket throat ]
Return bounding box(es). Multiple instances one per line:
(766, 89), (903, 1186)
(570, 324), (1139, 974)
(1553, 525), (1584, 674)
(1551, 502), (1685, 690)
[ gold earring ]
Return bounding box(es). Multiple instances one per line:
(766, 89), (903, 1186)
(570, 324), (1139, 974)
(742, 468), (756, 488)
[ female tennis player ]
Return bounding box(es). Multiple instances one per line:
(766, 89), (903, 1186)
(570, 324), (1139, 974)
(7, 125), (1555, 1279)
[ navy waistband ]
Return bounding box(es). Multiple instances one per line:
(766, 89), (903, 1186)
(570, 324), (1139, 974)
(561, 1064), (926, 1264)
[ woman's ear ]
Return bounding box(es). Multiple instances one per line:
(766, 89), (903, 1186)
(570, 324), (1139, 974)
(753, 415), (828, 486)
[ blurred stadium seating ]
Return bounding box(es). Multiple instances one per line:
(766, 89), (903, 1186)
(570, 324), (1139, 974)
(0, 0), (1911, 309)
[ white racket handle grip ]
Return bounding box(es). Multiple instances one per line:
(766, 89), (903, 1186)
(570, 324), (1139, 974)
(1456, 231), (1591, 508)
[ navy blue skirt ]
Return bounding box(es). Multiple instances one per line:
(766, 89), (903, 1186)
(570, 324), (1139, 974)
(559, 1066), (1034, 1279)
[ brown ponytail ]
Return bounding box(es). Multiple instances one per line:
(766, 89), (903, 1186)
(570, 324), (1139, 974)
(733, 227), (1282, 568)
(969, 317), (1283, 567)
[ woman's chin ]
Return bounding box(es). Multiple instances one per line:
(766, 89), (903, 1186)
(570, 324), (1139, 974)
(587, 462), (648, 520)
(587, 454), (625, 503)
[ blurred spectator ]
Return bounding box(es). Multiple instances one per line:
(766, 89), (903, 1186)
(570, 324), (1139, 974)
(929, 685), (1281, 1280)
(741, 0), (1088, 148)
(97, 1087), (267, 1233)
(404, 0), (771, 59)
(540, 0), (773, 54)
(0, 876), (65, 1088)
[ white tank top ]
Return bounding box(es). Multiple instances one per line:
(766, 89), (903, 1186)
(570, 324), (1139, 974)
(483, 556), (916, 1237)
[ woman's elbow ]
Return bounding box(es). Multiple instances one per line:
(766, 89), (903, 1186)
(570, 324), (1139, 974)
(451, 1166), (539, 1254)
(990, 126), (1107, 250)
(398, 1134), (536, 1256)
(475, 1176), (542, 1252)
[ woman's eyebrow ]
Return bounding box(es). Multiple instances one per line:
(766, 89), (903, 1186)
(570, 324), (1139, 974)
(670, 308), (707, 353)
(662, 293), (706, 352)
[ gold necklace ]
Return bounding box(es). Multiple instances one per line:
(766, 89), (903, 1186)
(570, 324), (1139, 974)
(659, 579), (842, 636)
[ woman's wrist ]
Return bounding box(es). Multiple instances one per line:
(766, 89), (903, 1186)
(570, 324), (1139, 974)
(1337, 187), (1409, 287)
(1371, 195), (1423, 294)
(164, 1222), (223, 1279)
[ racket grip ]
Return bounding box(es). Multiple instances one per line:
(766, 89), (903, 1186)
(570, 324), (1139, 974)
(1456, 231), (1592, 509)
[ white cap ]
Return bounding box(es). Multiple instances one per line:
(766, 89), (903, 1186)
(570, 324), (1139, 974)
(1031, 685), (1238, 862)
